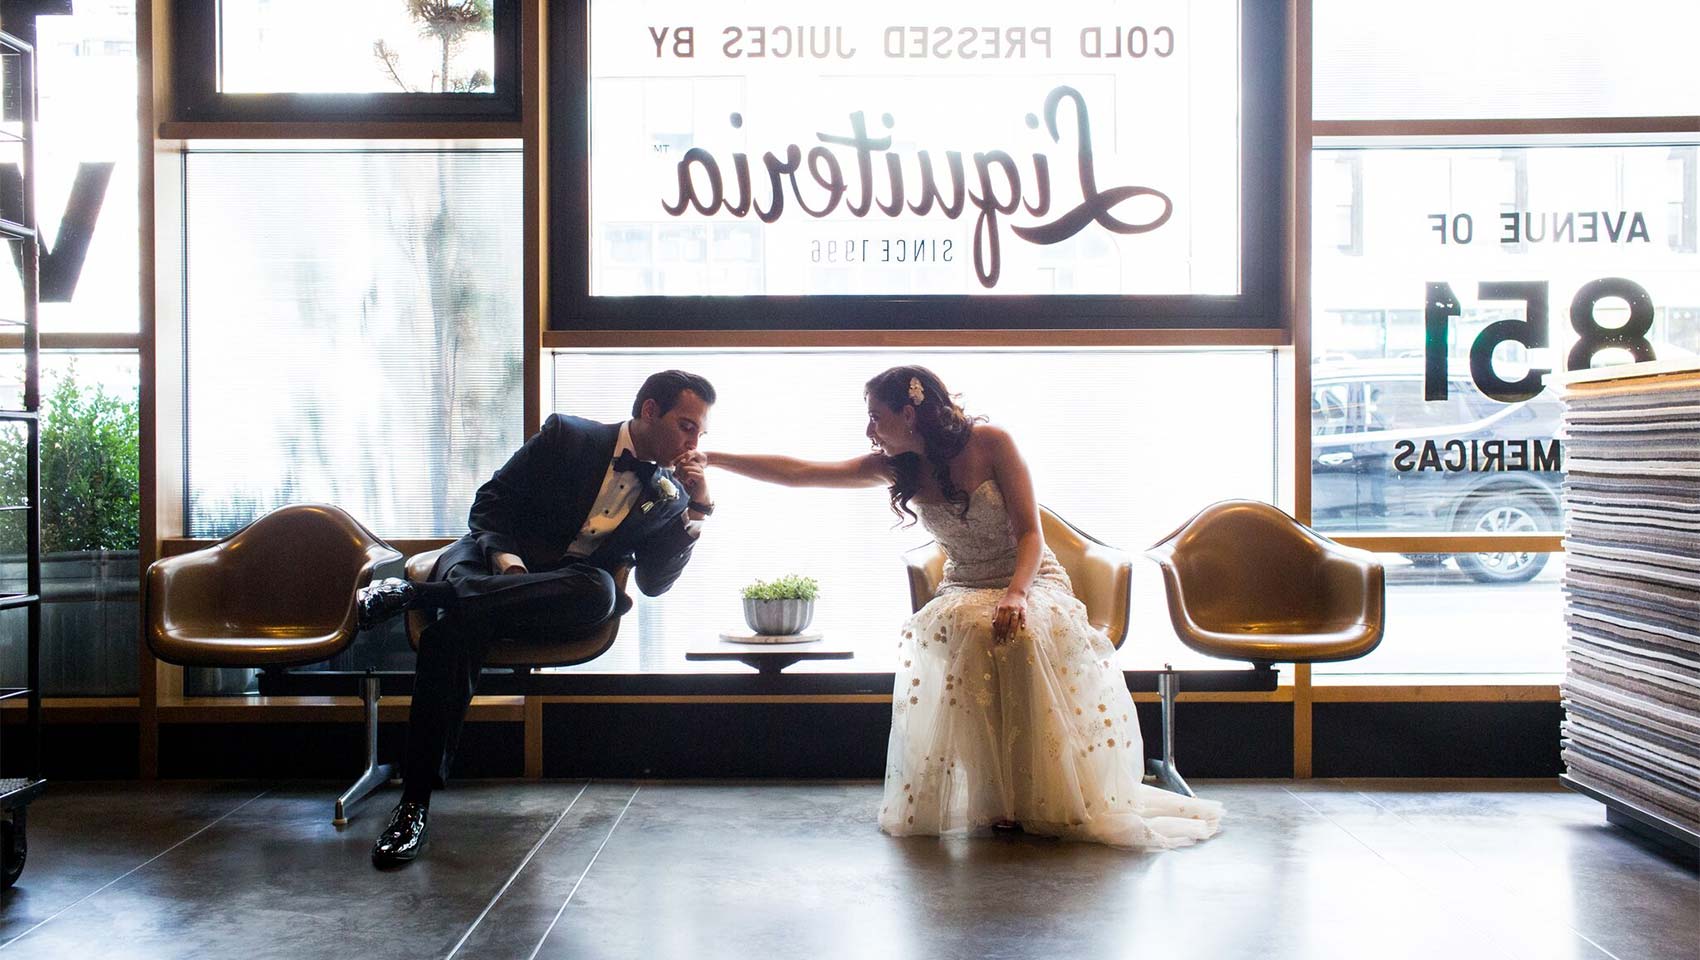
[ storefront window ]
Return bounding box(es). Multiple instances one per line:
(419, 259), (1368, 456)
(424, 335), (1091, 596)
(1313, 553), (1565, 678)
(182, 146), (524, 537)
(556, 0), (1286, 329)
(550, 348), (1278, 672)
(0, 352), (140, 696)
(217, 0), (499, 95)
(585, 1), (1241, 299)
(1313, 0), (1700, 121)
(1310, 141), (1700, 539)
(22, 7), (140, 333)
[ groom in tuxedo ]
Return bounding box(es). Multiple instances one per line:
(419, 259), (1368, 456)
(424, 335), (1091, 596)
(356, 370), (716, 867)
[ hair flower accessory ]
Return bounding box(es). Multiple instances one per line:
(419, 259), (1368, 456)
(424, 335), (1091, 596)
(907, 377), (926, 406)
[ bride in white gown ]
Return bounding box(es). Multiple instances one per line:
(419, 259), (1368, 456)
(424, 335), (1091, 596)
(708, 366), (1222, 849)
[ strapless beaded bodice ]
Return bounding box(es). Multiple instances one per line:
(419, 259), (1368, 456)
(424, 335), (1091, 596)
(916, 480), (1065, 591)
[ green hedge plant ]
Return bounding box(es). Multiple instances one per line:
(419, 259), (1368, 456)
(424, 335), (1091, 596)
(0, 363), (140, 554)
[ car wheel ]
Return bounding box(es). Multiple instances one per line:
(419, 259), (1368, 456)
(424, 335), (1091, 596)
(1453, 496), (1550, 584)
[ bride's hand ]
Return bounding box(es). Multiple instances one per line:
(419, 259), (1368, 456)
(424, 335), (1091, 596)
(992, 590), (1027, 644)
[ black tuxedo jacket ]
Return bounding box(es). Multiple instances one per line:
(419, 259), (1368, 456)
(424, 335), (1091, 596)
(447, 413), (698, 597)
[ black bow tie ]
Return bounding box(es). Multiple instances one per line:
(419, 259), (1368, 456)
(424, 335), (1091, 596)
(612, 450), (659, 482)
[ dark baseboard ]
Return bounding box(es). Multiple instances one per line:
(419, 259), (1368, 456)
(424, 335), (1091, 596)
(538, 700), (1294, 779)
(0, 701), (1562, 780)
(542, 702), (891, 779)
(1313, 702), (1563, 777)
(1, 723), (139, 779)
(158, 722), (524, 779)
(1138, 701), (1293, 779)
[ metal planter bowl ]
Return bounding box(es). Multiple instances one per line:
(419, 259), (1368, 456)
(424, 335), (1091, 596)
(742, 597), (814, 635)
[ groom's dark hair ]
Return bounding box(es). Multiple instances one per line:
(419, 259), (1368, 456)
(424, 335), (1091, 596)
(633, 370), (717, 417)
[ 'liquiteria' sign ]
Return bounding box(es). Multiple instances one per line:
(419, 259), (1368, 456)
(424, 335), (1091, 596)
(582, 1), (1244, 300)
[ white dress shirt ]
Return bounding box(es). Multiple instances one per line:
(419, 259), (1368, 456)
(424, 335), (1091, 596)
(564, 421), (646, 559)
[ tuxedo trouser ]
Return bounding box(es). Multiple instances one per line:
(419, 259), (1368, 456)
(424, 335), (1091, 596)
(401, 551), (617, 802)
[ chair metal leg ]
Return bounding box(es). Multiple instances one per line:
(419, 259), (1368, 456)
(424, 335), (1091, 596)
(1145, 665), (1195, 797)
(333, 675), (395, 825)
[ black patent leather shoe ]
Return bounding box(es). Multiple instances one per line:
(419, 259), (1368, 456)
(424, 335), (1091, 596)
(371, 801), (428, 867)
(356, 578), (417, 631)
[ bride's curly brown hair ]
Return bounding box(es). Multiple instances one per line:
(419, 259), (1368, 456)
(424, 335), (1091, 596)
(866, 366), (985, 526)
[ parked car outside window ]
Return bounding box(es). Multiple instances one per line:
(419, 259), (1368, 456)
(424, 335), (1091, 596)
(1311, 360), (1562, 583)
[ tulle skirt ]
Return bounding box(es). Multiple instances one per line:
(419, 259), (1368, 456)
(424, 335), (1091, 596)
(878, 574), (1223, 849)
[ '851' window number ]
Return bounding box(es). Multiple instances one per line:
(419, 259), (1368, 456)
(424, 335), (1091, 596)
(1423, 277), (1656, 402)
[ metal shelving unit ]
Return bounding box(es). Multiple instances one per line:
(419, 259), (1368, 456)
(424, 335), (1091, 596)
(0, 29), (44, 891)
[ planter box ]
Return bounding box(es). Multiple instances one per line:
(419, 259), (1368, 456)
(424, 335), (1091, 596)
(0, 550), (140, 696)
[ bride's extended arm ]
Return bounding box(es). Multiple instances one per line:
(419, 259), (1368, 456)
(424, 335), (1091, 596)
(706, 451), (890, 488)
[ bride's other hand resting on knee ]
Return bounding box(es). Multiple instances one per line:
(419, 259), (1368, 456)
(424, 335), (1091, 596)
(992, 589), (1027, 645)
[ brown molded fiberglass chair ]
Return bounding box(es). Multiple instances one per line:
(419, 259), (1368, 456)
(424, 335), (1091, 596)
(1146, 499), (1385, 795)
(146, 503), (402, 824)
(403, 548), (630, 682)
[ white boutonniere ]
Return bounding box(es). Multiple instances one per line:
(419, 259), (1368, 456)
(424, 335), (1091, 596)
(641, 473), (680, 514)
(654, 475), (679, 501)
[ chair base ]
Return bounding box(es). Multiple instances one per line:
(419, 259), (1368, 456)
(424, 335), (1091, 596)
(1142, 666), (1196, 798)
(1145, 758), (1194, 798)
(332, 675), (396, 826)
(334, 762), (396, 827)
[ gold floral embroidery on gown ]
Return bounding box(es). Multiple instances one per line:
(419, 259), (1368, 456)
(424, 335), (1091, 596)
(879, 480), (1223, 848)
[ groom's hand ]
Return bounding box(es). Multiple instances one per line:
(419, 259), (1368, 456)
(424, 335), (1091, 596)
(673, 451), (712, 518)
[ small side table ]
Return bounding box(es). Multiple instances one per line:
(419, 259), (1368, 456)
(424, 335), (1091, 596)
(687, 639), (854, 676)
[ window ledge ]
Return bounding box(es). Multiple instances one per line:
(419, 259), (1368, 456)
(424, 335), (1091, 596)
(153, 694), (523, 722)
(0, 697), (140, 721)
(158, 121), (523, 143)
(1310, 675), (1561, 702)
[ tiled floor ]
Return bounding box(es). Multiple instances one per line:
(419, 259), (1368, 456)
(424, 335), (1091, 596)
(0, 779), (1693, 959)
